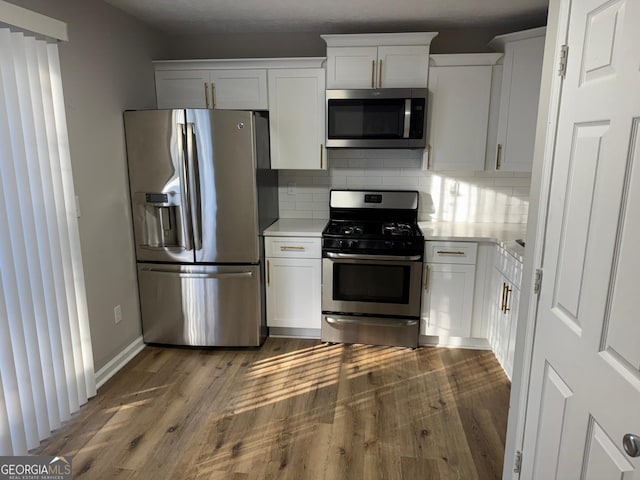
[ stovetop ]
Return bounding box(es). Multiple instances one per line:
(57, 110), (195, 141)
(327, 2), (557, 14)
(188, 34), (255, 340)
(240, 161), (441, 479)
(322, 220), (424, 256)
(323, 220), (421, 238)
(322, 189), (424, 256)
(322, 190), (424, 256)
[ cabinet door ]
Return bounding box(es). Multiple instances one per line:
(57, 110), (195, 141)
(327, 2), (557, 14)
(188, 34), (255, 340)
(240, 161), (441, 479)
(378, 45), (429, 88)
(155, 70), (209, 109)
(427, 65), (492, 171)
(421, 263), (475, 338)
(495, 35), (545, 172)
(325, 46), (378, 89)
(266, 257), (321, 329)
(210, 69), (268, 110)
(268, 68), (326, 170)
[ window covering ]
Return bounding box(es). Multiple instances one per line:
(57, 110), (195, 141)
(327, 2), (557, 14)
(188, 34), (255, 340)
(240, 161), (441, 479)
(0, 27), (95, 455)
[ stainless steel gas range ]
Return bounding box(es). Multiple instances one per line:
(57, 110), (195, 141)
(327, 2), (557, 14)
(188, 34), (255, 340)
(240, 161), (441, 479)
(321, 190), (424, 348)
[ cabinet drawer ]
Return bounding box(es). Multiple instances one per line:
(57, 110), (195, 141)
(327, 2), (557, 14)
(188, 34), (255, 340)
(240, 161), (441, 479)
(495, 245), (523, 286)
(265, 237), (321, 258)
(425, 241), (477, 265)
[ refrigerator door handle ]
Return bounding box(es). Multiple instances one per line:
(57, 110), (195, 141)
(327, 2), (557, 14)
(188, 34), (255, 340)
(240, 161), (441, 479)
(186, 122), (203, 251)
(178, 123), (193, 251)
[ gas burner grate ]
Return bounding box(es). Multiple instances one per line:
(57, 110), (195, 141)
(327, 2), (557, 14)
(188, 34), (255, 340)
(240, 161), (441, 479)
(325, 223), (364, 236)
(381, 222), (414, 237)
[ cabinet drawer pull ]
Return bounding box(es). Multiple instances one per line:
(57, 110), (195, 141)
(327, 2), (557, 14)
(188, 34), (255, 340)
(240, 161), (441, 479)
(378, 59), (383, 87)
(204, 82), (210, 109)
(320, 144), (323, 169)
(267, 260), (270, 285)
(436, 250), (465, 255)
(280, 246), (306, 251)
(211, 82), (216, 109)
(496, 143), (502, 170)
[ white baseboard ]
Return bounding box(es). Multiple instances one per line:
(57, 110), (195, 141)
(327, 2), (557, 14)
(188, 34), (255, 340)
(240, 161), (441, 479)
(94, 336), (145, 390)
(268, 327), (321, 339)
(419, 335), (492, 350)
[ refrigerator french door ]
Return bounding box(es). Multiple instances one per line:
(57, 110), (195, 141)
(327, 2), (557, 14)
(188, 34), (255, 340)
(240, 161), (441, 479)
(124, 109), (275, 347)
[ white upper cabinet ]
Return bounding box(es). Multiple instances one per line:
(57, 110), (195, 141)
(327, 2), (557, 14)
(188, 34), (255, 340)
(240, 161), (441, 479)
(489, 27), (546, 172)
(155, 70), (210, 109)
(209, 69), (268, 110)
(268, 68), (326, 170)
(322, 33), (438, 89)
(425, 54), (502, 171)
(153, 59), (328, 111)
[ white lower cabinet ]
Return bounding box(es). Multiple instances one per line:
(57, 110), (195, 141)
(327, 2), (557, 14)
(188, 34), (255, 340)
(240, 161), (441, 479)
(487, 244), (523, 379)
(421, 241), (477, 340)
(265, 237), (321, 331)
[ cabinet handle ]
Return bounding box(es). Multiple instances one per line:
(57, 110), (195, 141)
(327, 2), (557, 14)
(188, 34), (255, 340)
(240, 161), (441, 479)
(496, 143), (503, 170)
(320, 144), (323, 169)
(267, 260), (270, 285)
(501, 282), (507, 313)
(504, 284), (512, 312)
(211, 82), (216, 109)
(204, 82), (210, 109)
(280, 246), (305, 251)
(424, 264), (430, 291)
(436, 250), (465, 255)
(378, 59), (383, 88)
(371, 60), (375, 88)
(427, 144), (432, 169)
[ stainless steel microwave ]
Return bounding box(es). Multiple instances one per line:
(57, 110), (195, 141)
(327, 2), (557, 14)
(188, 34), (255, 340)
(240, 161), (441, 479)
(326, 88), (428, 149)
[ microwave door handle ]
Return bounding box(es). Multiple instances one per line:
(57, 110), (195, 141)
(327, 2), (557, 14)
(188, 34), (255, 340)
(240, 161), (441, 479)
(403, 99), (411, 138)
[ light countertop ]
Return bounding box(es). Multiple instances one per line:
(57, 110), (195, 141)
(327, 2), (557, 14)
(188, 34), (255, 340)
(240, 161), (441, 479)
(264, 219), (328, 237)
(419, 222), (526, 262)
(265, 219), (526, 261)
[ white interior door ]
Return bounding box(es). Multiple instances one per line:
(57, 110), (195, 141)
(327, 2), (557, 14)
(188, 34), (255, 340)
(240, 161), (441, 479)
(522, 0), (640, 478)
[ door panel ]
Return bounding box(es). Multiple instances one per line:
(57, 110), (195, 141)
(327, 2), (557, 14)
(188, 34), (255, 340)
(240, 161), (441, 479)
(188, 109), (260, 263)
(583, 419), (634, 479)
(602, 125), (640, 374)
(523, 0), (640, 478)
(530, 364), (573, 480)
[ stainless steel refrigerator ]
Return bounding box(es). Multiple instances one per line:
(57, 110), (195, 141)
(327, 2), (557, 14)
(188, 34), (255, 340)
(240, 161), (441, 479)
(123, 109), (278, 347)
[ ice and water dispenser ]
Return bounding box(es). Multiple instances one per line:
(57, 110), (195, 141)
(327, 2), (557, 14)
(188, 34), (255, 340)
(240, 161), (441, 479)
(133, 190), (185, 249)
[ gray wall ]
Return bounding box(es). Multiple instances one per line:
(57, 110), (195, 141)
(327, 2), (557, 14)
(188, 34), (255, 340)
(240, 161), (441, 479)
(159, 23), (546, 60)
(8, 0), (166, 371)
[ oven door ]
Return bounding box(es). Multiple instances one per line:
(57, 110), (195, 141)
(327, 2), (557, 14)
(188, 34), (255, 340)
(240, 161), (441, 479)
(322, 253), (423, 317)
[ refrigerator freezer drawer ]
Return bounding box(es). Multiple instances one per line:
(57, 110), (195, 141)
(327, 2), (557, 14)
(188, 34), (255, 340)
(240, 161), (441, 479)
(137, 263), (264, 347)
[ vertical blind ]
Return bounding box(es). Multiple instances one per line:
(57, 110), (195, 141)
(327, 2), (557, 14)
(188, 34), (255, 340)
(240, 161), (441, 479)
(0, 28), (95, 455)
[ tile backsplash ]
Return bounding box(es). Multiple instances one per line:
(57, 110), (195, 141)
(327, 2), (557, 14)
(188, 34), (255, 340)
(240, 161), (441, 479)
(278, 149), (530, 223)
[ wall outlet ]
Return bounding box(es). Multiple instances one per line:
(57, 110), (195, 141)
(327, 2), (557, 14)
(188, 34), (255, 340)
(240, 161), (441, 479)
(114, 305), (122, 324)
(287, 183), (296, 195)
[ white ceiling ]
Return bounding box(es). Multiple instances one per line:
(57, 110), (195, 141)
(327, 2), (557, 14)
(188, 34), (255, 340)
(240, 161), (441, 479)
(102, 0), (549, 35)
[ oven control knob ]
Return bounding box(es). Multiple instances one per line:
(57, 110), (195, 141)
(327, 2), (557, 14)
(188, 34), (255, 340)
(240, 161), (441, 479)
(338, 240), (346, 248)
(348, 240), (359, 248)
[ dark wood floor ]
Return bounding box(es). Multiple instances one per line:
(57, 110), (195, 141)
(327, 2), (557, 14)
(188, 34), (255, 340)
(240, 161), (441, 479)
(33, 338), (511, 479)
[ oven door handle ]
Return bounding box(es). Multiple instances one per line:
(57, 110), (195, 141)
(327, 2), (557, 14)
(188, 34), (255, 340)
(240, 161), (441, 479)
(325, 252), (421, 262)
(325, 316), (418, 328)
